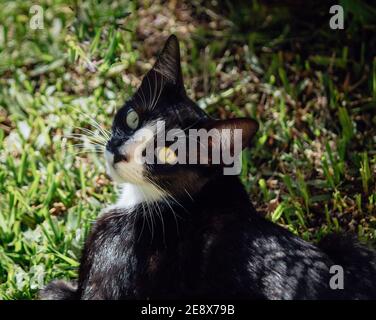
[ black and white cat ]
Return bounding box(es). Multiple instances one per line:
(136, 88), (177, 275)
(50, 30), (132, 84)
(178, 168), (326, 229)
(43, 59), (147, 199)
(40, 35), (376, 300)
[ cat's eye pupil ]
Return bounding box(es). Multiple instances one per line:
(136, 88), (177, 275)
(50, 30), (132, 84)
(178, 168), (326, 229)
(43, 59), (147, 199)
(126, 109), (139, 130)
(158, 147), (177, 165)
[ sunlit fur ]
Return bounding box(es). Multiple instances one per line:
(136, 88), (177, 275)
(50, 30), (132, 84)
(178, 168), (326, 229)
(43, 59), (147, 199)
(41, 35), (376, 300)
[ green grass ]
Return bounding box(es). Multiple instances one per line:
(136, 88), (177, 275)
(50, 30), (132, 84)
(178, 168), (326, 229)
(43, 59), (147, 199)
(1, 0), (376, 299)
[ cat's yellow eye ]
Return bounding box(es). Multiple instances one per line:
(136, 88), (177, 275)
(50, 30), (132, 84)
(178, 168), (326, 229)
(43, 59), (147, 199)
(158, 147), (177, 165)
(126, 109), (139, 130)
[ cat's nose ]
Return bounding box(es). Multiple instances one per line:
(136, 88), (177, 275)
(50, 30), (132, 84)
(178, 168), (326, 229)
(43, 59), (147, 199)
(106, 137), (123, 153)
(113, 153), (128, 163)
(107, 138), (129, 163)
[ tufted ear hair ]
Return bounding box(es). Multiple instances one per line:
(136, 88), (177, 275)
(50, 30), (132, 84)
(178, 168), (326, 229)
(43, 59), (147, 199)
(134, 35), (185, 109)
(152, 34), (184, 90)
(204, 118), (259, 152)
(192, 118), (259, 175)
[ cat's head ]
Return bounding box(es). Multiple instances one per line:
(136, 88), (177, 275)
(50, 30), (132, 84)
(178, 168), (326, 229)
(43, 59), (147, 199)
(105, 35), (258, 201)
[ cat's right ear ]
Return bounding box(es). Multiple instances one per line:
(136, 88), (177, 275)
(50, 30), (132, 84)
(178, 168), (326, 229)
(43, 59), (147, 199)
(152, 35), (184, 90)
(135, 35), (185, 105)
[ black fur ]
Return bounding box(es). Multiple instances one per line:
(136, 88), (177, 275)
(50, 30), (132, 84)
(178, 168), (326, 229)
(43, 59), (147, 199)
(40, 35), (376, 300)
(39, 280), (77, 300)
(41, 175), (376, 299)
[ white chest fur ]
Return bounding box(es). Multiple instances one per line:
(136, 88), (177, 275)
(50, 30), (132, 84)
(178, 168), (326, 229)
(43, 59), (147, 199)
(115, 182), (165, 210)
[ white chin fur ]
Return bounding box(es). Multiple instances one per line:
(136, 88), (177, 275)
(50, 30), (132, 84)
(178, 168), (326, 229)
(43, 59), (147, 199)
(104, 149), (165, 210)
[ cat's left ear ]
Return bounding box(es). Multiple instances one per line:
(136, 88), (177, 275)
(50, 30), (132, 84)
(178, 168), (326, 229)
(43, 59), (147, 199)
(197, 118), (259, 166)
(205, 118), (259, 151)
